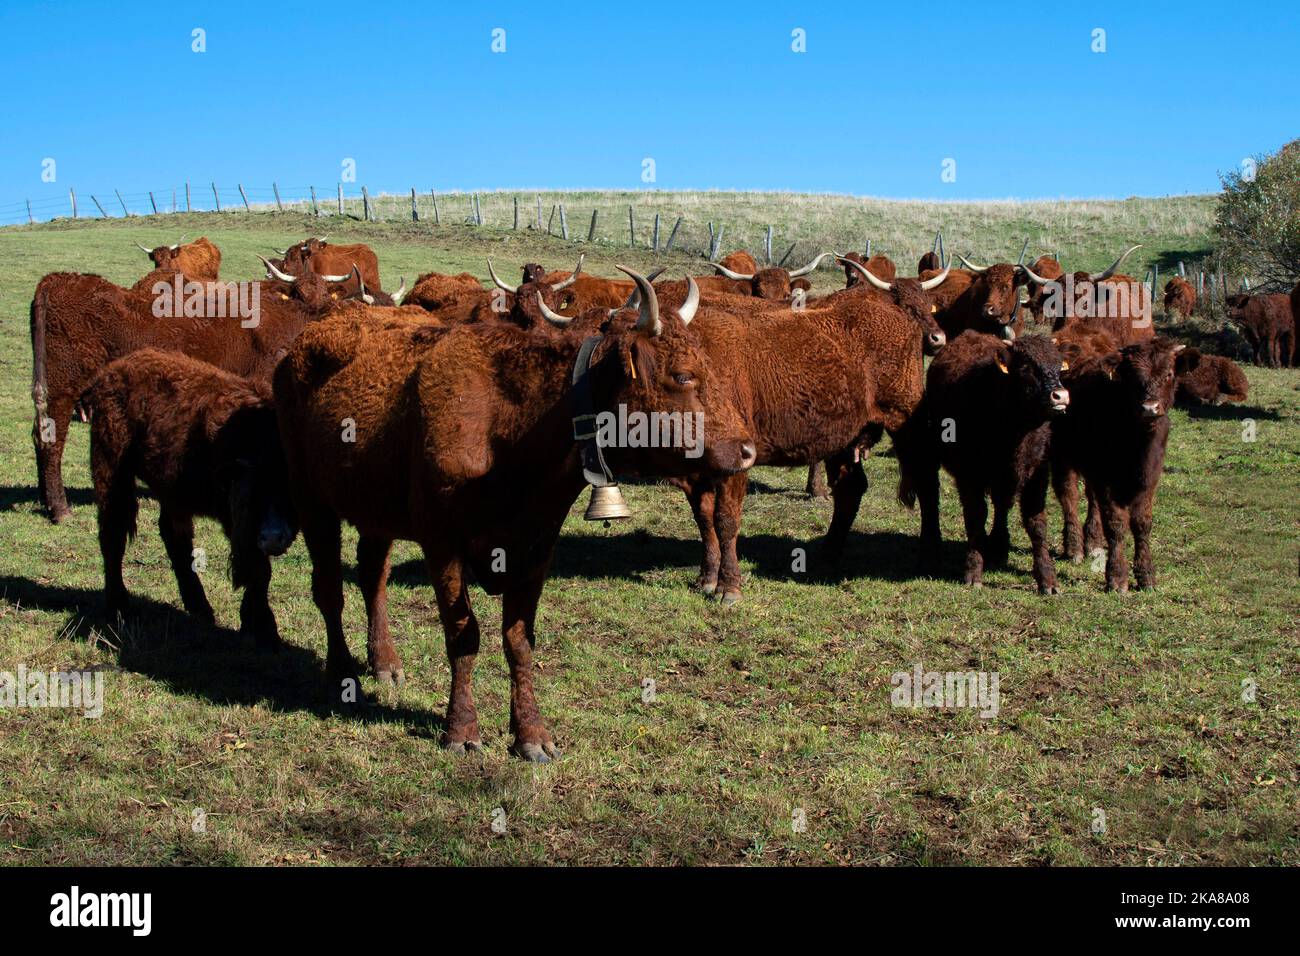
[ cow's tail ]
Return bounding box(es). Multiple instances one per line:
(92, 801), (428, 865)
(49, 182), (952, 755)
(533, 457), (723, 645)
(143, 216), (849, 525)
(30, 286), (49, 425)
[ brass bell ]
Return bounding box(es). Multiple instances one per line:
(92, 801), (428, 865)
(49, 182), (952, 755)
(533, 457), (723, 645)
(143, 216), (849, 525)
(583, 483), (631, 521)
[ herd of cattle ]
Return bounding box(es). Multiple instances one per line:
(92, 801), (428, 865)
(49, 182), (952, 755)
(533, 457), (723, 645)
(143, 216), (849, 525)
(26, 232), (1298, 759)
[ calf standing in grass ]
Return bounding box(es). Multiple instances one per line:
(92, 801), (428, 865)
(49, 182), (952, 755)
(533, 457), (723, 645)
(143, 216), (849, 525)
(82, 349), (297, 645)
(1050, 338), (1192, 592)
(902, 332), (1070, 592)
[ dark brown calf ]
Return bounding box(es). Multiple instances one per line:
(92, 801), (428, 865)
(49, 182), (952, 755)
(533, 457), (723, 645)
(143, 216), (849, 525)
(1050, 338), (1194, 591)
(82, 349), (297, 644)
(1175, 350), (1249, 406)
(902, 332), (1070, 592)
(1163, 276), (1196, 319)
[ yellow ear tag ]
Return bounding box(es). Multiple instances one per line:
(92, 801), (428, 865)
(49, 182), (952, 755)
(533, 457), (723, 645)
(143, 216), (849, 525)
(996, 357), (1009, 374)
(1060, 360), (1069, 371)
(625, 352), (637, 381)
(930, 304), (938, 313)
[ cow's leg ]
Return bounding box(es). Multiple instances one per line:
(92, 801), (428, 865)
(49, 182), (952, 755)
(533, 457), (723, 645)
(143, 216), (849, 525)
(1052, 461), (1084, 562)
(714, 471), (749, 604)
(501, 571), (557, 762)
(425, 551), (481, 752)
(158, 506), (214, 623)
(96, 473), (137, 620)
(1098, 492), (1130, 593)
(1082, 481), (1104, 556)
(684, 480), (721, 595)
(237, 550), (281, 649)
(896, 420), (941, 568)
(823, 448), (867, 561)
(986, 479), (1014, 567)
(1021, 463), (1058, 594)
(300, 510), (361, 701)
(1130, 492), (1157, 591)
(33, 397), (74, 522)
(957, 481), (989, 587)
(357, 534), (403, 686)
(805, 461), (830, 499)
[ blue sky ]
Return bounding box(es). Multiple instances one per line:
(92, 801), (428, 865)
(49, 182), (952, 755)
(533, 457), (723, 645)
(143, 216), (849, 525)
(2, 0), (1296, 212)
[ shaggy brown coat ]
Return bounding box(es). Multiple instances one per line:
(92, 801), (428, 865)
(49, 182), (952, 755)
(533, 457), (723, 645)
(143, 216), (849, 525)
(141, 237), (222, 281)
(1163, 276), (1196, 319)
(1226, 292), (1294, 367)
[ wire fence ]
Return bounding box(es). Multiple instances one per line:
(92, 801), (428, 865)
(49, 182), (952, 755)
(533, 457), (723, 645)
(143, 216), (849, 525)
(0, 182), (823, 265)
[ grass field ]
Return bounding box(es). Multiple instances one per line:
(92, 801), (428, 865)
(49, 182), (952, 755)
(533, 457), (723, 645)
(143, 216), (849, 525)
(0, 197), (1296, 866)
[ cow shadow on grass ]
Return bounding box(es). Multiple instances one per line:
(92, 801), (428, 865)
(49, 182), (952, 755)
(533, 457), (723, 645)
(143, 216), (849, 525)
(1181, 402), (1282, 422)
(0, 574), (445, 736)
(0, 484), (95, 513)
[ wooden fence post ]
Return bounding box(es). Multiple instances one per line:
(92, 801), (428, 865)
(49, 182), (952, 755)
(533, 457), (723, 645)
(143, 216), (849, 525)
(115, 189), (129, 216)
(627, 206), (636, 246)
(664, 216), (682, 252)
(310, 186), (318, 216)
(559, 204), (569, 240)
(91, 195), (108, 218)
(535, 195), (543, 229)
(272, 182), (284, 212)
(26, 199), (34, 224)
(430, 190), (440, 225)
(764, 225), (773, 264)
(362, 186), (371, 221)
(513, 196), (519, 229)
(546, 204), (556, 235)
(185, 182), (191, 212)
(864, 238), (871, 257)
(171, 188), (176, 213)
(337, 183), (343, 216)
(212, 182), (221, 212)
(149, 191), (158, 215)
(1017, 237), (1029, 265)
(652, 213), (660, 252)
(709, 225), (724, 262)
(410, 188), (419, 222)
(69, 187), (77, 218)
(587, 208), (598, 241)
(779, 242), (796, 266)
(238, 184), (251, 211)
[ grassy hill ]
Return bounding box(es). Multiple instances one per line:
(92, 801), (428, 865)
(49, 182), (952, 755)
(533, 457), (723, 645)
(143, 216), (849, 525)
(0, 197), (1295, 866)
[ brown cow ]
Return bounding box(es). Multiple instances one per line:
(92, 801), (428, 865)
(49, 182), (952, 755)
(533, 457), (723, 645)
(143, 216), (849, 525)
(1043, 247), (1152, 345)
(901, 332), (1070, 592)
(706, 252), (833, 301)
(135, 236), (222, 281)
(1174, 350), (1249, 407)
(273, 269), (755, 760)
(668, 264), (950, 602)
(917, 251), (941, 274)
(275, 237), (382, 291)
(405, 271), (483, 312)
(1163, 275), (1196, 319)
(842, 252), (897, 288)
(82, 349), (296, 644)
(1050, 338), (1196, 589)
(921, 255), (1045, 341)
(1225, 292), (1294, 367)
(30, 270), (340, 522)
(719, 250), (760, 275)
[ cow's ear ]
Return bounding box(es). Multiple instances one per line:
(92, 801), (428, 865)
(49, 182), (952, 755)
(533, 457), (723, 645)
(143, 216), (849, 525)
(1175, 346), (1201, 376)
(994, 343), (1011, 374)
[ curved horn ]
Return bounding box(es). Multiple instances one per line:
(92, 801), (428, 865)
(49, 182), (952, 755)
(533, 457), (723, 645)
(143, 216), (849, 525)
(317, 270), (353, 282)
(679, 275), (700, 325)
(353, 265), (374, 306)
(787, 251), (834, 278)
(919, 264), (952, 291)
(1088, 244), (1143, 282)
(837, 254), (891, 291)
(618, 267), (669, 312)
(271, 247), (288, 256)
(646, 266), (667, 283)
(534, 292), (573, 328)
(486, 258), (517, 294)
(550, 253), (585, 291)
(1017, 263), (1051, 285)
(170, 235), (186, 250)
(258, 255), (296, 282)
(135, 243), (155, 254)
(956, 253), (987, 273)
(391, 277), (407, 306)
(617, 265), (660, 337)
(713, 262), (754, 281)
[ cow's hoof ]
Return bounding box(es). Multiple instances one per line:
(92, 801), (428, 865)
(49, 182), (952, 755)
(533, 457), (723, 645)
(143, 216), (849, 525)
(1038, 582), (1060, 595)
(443, 737), (483, 755)
(512, 739), (559, 763)
(375, 667), (405, 688)
(696, 577), (718, 595)
(716, 590), (742, 606)
(1105, 582), (1129, 594)
(48, 509), (71, 525)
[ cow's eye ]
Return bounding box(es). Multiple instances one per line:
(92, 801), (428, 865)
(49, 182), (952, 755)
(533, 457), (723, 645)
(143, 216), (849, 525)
(673, 372), (695, 387)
